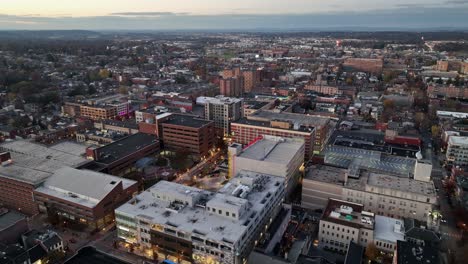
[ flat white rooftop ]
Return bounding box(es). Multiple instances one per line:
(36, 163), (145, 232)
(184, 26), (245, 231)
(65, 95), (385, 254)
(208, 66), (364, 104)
(448, 136), (468, 147)
(35, 167), (137, 208)
(238, 135), (304, 164)
(374, 215), (405, 243)
(116, 170), (284, 244)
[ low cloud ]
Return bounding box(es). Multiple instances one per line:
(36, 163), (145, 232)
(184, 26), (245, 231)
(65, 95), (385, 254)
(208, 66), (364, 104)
(0, 6), (467, 30)
(445, 0), (468, 4)
(110, 12), (187, 16)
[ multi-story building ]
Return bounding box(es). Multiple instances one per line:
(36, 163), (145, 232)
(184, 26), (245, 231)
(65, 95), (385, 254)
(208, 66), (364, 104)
(162, 114), (215, 158)
(446, 136), (468, 166)
(94, 119), (139, 135)
(304, 85), (340, 95)
(228, 135), (304, 198)
(427, 85), (468, 100)
(204, 96), (243, 137)
(84, 133), (160, 176)
(115, 170), (285, 264)
(62, 102), (82, 117)
(222, 68), (261, 93)
(302, 165), (437, 222)
(231, 110), (332, 159)
(34, 167), (138, 230)
(136, 109), (172, 136)
(80, 105), (120, 120)
(0, 141), (88, 215)
(243, 100), (274, 117)
(220, 76), (244, 97)
(242, 70), (261, 93)
(65, 95), (131, 120)
(318, 199), (405, 253)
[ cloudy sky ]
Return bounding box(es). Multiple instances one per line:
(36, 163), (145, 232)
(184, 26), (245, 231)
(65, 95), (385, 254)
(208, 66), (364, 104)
(1, 0), (468, 30)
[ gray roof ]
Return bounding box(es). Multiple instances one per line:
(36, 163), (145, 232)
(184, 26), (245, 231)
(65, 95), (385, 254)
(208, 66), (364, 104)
(35, 167), (137, 208)
(0, 140), (88, 185)
(0, 210), (25, 231)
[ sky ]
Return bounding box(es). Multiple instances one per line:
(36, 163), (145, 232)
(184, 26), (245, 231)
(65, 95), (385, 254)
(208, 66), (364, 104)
(0, 0), (468, 30)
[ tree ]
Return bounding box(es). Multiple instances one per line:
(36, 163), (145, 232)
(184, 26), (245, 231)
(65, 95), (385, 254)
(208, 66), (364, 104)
(436, 77), (443, 84)
(175, 75), (188, 84)
(431, 125), (441, 139)
(118, 86), (128, 95)
(365, 242), (380, 261)
(383, 99), (395, 109)
(87, 86), (97, 95)
(98, 69), (110, 79)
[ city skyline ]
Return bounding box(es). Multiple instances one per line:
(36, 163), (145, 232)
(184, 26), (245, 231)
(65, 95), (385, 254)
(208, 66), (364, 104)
(1, 0), (468, 30)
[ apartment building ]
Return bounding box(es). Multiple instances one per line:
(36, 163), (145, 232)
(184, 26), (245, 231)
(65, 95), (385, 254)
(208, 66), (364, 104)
(220, 76), (244, 97)
(228, 135), (304, 198)
(231, 110), (333, 159)
(304, 85), (340, 95)
(446, 136), (468, 166)
(319, 199), (405, 253)
(115, 171), (285, 264)
(162, 114), (215, 158)
(204, 96), (243, 137)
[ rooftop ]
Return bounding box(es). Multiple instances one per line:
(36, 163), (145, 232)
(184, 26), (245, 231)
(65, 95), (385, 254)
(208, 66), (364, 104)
(366, 173), (436, 196)
(201, 96), (243, 105)
(321, 199), (374, 230)
(101, 119), (138, 129)
(304, 165), (347, 185)
(0, 140), (88, 185)
(233, 118), (315, 134)
(448, 136), (468, 146)
(65, 246), (131, 264)
(0, 209), (25, 231)
(324, 145), (416, 177)
(163, 114), (212, 129)
(116, 170), (284, 244)
(94, 133), (159, 164)
(374, 215), (405, 244)
(238, 135), (304, 164)
(248, 110), (330, 127)
(34, 167), (137, 208)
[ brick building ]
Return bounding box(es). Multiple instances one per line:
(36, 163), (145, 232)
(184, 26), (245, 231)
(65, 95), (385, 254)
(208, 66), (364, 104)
(222, 68), (261, 93)
(231, 110), (333, 159)
(0, 141), (88, 215)
(34, 167), (138, 230)
(427, 85), (468, 100)
(220, 76), (244, 97)
(305, 85), (340, 95)
(162, 114), (215, 158)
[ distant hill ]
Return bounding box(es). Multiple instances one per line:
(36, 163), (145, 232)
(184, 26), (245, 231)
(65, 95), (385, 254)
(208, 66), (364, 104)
(0, 30), (103, 40)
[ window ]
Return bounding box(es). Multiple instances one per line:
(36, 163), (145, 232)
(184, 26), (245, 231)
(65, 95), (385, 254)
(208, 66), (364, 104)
(226, 212), (230, 216)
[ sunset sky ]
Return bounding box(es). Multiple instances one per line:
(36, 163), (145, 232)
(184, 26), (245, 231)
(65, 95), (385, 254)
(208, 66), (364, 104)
(1, 0), (467, 30)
